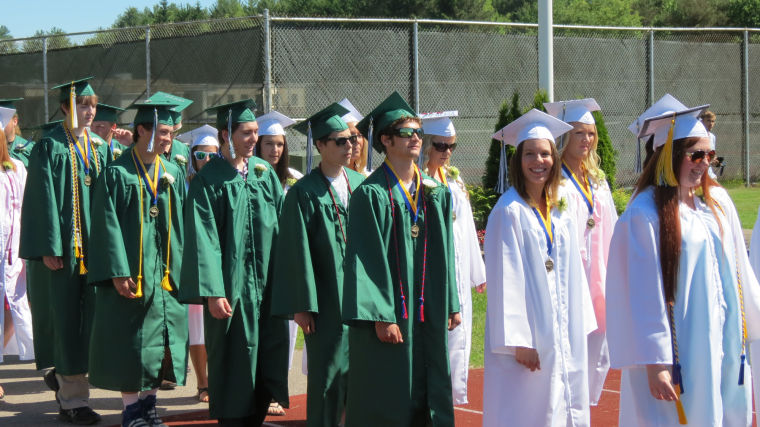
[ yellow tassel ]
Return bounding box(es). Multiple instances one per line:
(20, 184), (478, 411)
(675, 384), (688, 425)
(161, 270), (173, 292)
(79, 258), (88, 275)
(654, 118), (678, 187)
(135, 275), (143, 298)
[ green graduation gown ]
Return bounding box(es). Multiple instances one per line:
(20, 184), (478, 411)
(163, 139), (190, 181)
(342, 167), (460, 427)
(272, 167), (364, 427)
(9, 135), (34, 167)
(179, 156), (289, 419)
(87, 153), (188, 392)
(96, 137), (127, 165)
(19, 125), (106, 375)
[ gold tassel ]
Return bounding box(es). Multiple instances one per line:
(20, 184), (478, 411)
(654, 118), (678, 187)
(675, 384), (688, 425)
(160, 270), (173, 292)
(135, 275), (143, 298)
(79, 258), (88, 275)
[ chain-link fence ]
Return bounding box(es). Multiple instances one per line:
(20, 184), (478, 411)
(1, 15), (759, 186)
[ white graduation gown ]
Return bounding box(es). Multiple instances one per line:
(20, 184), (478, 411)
(483, 187), (597, 427)
(445, 177), (486, 405)
(606, 186), (760, 427)
(560, 172), (617, 405)
(0, 159), (34, 362)
(751, 205), (760, 278)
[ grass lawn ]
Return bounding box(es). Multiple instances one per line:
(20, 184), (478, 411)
(723, 181), (759, 229)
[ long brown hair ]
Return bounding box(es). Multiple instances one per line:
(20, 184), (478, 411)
(0, 130), (15, 172)
(255, 134), (291, 185)
(509, 139), (562, 207)
(634, 137), (721, 303)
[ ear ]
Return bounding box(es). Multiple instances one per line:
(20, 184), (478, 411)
(381, 133), (393, 149)
(60, 103), (69, 115)
(221, 129), (229, 144)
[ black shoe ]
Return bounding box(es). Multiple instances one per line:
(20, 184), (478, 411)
(59, 406), (102, 425)
(43, 368), (59, 392)
(140, 395), (167, 426)
(158, 380), (176, 390)
(121, 401), (149, 427)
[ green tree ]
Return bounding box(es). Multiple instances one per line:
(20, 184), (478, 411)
(592, 111), (617, 189)
(0, 25), (17, 54)
(483, 92), (520, 191)
(22, 28), (72, 52)
(725, 0), (760, 27)
(505, 0), (642, 26)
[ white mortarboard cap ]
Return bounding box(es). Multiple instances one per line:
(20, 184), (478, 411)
(0, 106), (15, 129)
(628, 94), (688, 138)
(176, 124), (219, 149)
(420, 111), (458, 137)
(491, 109), (573, 147)
(338, 98), (363, 124)
(257, 110), (296, 136)
(639, 104), (710, 148)
(543, 98), (600, 125)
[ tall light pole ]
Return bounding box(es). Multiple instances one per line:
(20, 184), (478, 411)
(538, 0), (554, 102)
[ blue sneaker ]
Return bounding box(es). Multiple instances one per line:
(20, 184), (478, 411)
(121, 401), (148, 427)
(139, 395), (167, 427)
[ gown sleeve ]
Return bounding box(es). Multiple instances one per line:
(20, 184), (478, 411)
(19, 140), (63, 259)
(342, 185), (397, 325)
(605, 201), (672, 369)
(178, 175), (226, 304)
(484, 201), (532, 354)
(87, 168), (131, 283)
(272, 185), (319, 316)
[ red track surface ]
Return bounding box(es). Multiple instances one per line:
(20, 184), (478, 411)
(155, 368), (756, 426)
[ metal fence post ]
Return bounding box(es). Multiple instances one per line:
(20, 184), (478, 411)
(648, 30), (654, 107)
(264, 9), (272, 113)
(42, 37), (48, 120)
(743, 30), (750, 186)
(145, 26), (151, 97)
(412, 21), (420, 114)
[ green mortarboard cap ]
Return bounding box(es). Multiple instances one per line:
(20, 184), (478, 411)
(293, 103), (350, 141)
(40, 120), (64, 131)
(148, 91), (193, 123)
(0, 98), (23, 109)
(51, 77), (96, 102)
(206, 99), (257, 129)
(93, 103), (125, 124)
(129, 99), (177, 127)
(356, 91), (417, 153)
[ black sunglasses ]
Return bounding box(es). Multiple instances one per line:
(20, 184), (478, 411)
(393, 127), (424, 138)
(324, 135), (357, 146)
(193, 151), (217, 160)
(432, 142), (457, 152)
(686, 149), (716, 164)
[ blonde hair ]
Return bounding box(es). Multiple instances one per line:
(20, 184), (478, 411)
(0, 130), (15, 172)
(351, 133), (368, 173)
(420, 134), (468, 197)
(560, 122), (604, 185)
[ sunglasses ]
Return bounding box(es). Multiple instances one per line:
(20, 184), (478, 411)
(432, 142), (457, 152)
(324, 135), (357, 146)
(685, 150), (716, 164)
(393, 127), (424, 138)
(193, 151), (217, 161)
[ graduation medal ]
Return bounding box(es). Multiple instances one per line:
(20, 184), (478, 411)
(586, 217), (595, 228)
(545, 258), (554, 272)
(531, 193), (555, 272)
(562, 163), (595, 229)
(383, 160), (422, 238)
(410, 224), (420, 238)
(132, 149), (165, 221)
(149, 205), (159, 218)
(84, 175), (92, 186)
(452, 212), (457, 221)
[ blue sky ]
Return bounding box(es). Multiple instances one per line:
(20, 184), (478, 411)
(4, 0), (218, 39)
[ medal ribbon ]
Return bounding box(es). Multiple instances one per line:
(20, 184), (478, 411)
(562, 162), (594, 215)
(65, 125), (99, 177)
(383, 166), (429, 322)
(437, 167), (449, 188)
(133, 149), (165, 207)
(383, 159), (421, 222)
(531, 193), (555, 256)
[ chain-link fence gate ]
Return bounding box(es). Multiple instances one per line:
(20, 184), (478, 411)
(1, 14), (758, 186)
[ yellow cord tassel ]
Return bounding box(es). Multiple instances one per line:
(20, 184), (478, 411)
(135, 275), (143, 298)
(160, 181), (173, 292)
(674, 384), (687, 424)
(654, 117), (678, 187)
(79, 258), (88, 274)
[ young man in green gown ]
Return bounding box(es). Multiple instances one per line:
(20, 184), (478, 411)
(180, 99), (289, 427)
(342, 92), (461, 427)
(148, 92), (191, 181)
(19, 77), (107, 425)
(272, 104), (364, 426)
(87, 100), (187, 427)
(89, 103), (128, 164)
(0, 98), (35, 167)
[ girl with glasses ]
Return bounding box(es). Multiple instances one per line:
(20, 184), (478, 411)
(607, 103), (760, 426)
(420, 111), (485, 407)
